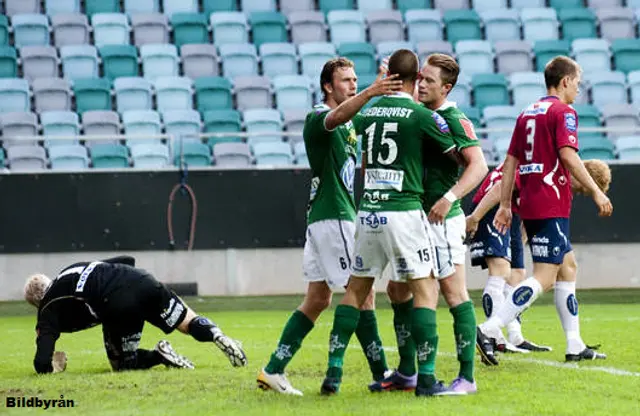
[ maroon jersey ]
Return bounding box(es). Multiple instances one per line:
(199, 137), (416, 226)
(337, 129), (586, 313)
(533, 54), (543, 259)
(507, 96), (579, 219)
(472, 162), (522, 214)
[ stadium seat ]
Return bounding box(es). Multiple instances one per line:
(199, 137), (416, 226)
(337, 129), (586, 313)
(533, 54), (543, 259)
(495, 41), (533, 75)
(253, 141), (293, 166)
(280, 0), (315, 15)
(174, 141), (210, 167)
(521, 8), (559, 41)
(0, 46), (18, 78)
(244, 108), (283, 146)
(181, 44), (219, 79)
(511, 0), (545, 10)
(162, 0), (198, 16)
(510, 71), (546, 108)
(458, 104), (480, 128)
(12, 14), (50, 47)
(283, 109), (307, 144)
(337, 43), (376, 75)
(51, 14), (90, 47)
(170, 13), (209, 48)
(114, 77), (153, 112)
(82, 110), (121, 139)
(131, 142), (169, 168)
(579, 136), (615, 159)
(327, 10), (366, 45)
(219, 43), (258, 78)
(288, 11), (327, 44)
(90, 143), (129, 168)
(85, 0), (120, 16)
(293, 141), (308, 166)
(471, 73), (508, 110)
(7, 145), (47, 171)
(99, 45), (140, 80)
(140, 44), (178, 80)
(559, 8), (597, 42)
(249, 12), (287, 48)
(194, 77), (233, 113)
(91, 13), (130, 46)
(601, 103), (640, 140)
(472, 0), (507, 13)
(397, 0), (432, 12)
(259, 43), (298, 77)
(481, 10), (521, 43)
(533, 40), (570, 72)
(611, 39), (640, 74)
(162, 109), (201, 138)
(596, 8), (635, 41)
(233, 75), (273, 111)
(5, 0), (41, 15)
(0, 16), (9, 46)
(20, 46), (59, 81)
(60, 45), (99, 81)
(366, 11), (404, 44)
(615, 136), (640, 160)
(40, 110), (79, 145)
(299, 42), (337, 79)
(483, 105), (520, 140)
(377, 41), (414, 59)
(443, 10), (482, 44)
(213, 142), (252, 167)
(416, 41), (453, 64)
(131, 13), (170, 46)
(455, 40), (494, 76)
(479, 138), (495, 161)
(627, 71), (640, 105)
(493, 136), (511, 161)
(48, 144), (89, 170)
(448, 73), (471, 106)
(573, 103), (603, 139)
(585, 70), (627, 107)
(434, 0), (469, 11)
(0, 112), (38, 147)
(587, 0), (623, 7)
(203, 0), (237, 13)
(548, 0), (583, 9)
(72, 78), (113, 114)
(318, 0), (355, 13)
(122, 110), (162, 145)
(203, 109), (242, 145)
(273, 75), (313, 111)
(356, 73), (378, 92)
(123, 0), (159, 14)
(405, 10), (443, 43)
(154, 76), (193, 112)
(0, 78), (30, 112)
(242, 0), (277, 12)
(32, 77), (72, 112)
(572, 39), (611, 74)
(210, 12), (249, 45)
(357, 0), (392, 12)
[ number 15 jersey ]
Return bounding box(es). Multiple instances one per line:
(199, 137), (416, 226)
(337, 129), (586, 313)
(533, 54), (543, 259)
(508, 96), (579, 220)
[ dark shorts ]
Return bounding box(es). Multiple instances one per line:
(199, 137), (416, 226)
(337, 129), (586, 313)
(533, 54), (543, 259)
(523, 218), (572, 264)
(470, 206), (519, 269)
(510, 214), (525, 269)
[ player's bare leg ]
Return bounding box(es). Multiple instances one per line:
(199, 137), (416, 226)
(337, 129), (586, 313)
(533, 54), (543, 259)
(556, 251), (606, 361)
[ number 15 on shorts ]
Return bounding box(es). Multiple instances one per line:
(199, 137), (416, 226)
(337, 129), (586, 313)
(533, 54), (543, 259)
(417, 248), (430, 263)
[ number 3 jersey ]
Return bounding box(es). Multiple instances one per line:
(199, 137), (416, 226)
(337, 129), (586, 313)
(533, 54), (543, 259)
(358, 92), (455, 212)
(508, 96), (579, 219)
(303, 104), (359, 225)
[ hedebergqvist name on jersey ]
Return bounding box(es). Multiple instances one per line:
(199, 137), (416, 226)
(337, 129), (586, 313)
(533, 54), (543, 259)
(360, 107), (415, 118)
(364, 168), (404, 191)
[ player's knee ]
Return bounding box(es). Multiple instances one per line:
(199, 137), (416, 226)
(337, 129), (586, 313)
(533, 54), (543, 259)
(386, 282), (411, 303)
(304, 294), (331, 314)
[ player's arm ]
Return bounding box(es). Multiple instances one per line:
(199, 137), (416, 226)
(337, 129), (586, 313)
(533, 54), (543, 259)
(451, 145), (489, 201)
(33, 311), (61, 374)
(492, 154), (518, 234)
(469, 181), (502, 223)
(101, 255), (136, 267)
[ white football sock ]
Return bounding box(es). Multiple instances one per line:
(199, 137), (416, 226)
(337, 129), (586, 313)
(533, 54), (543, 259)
(482, 276), (506, 319)
(484, 277), (543, 331)
(503, 283), (525, 345)
(554, 281), (586, 354)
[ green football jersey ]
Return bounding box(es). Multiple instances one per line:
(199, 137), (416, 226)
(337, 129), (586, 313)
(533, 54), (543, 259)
(358, 92), (455, 212)
(303, 104), (359, 225)
(422, 102), (480, 219)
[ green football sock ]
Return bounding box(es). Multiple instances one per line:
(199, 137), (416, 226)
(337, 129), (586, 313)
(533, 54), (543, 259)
(265, 310), (314, 375)
(355, 310), (388, 381)
(326, 304), (360, 379)
(411, 307), (438, 389)
(392, 298), (416, 376)
(451, 301), (476, 382)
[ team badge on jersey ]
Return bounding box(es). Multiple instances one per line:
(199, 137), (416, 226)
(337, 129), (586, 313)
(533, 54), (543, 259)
(432, 112), (450, 133)
(460, 118), (477, 140)
(564, 112), (577, 132)
(340, 158), (356, 195)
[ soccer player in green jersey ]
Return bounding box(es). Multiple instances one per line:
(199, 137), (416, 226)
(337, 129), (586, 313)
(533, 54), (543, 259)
(370, 53), (489, 395)
(257, 58), (403, 395)
(320, 49), (457, 397)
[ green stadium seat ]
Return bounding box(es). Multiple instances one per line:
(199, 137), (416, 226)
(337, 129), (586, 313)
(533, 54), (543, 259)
(397, 0), (432, 12)
(549, 0), (584, 10)
(0, 15), (8, 46)
(458, 105), (481, 129)
(90, 143), (129, 168)
(559, 8), (597, 42)
(0, 46), (17, 78)
(203, 0), (237, 14)
(573, 104), (602, 139)
(471, 73), (509, 110)
(319, 0), (355, 13)
(171, 13), (209, 48)
(85, 0), (120, 16)
(337, 42), (377, 75)
(357, 73), (378, 92)
(73, 78), (112, 114)
(99, 45), (140, 80)
(203, 110), (242, 146)
(249, 12), (287, 48)
(579, 136), (615, 160)
(533, 40), (571, 72)
(443, 10), (482, 45)
(194, 77), (233, 113)
(611, 39), (640, 74)
(174, 141), (211, 167)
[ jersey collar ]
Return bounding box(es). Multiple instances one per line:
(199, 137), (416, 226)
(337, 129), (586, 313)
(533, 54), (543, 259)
(436, 100), (457, 111)
(540, 95), (560, 101)
(384, 91), (414, 100)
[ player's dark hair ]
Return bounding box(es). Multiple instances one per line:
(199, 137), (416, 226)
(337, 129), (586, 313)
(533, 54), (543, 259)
(388, 49), (418, 84)
(426, 53), (459, 89)
(320, 57), (355, 103)
(544, 56), (580, 89)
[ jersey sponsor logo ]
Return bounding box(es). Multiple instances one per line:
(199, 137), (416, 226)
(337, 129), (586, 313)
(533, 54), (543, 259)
(340, 158), (356, 195)
(360, 212), (387, 229)
(459, 118), (477, 140)
(432, 112), (450, 133)
(364, 168), (404, 191)
(531, 244), (549, 258)
(523, 101), (552, 116)
(531, 236), (550, 244)
(519, 163), (544, 175)
(512, 286), (534, 306)
(569, 134), (577, 144)
(309, 176), (320, 202)
(362, 191), (390, 205)
(564, 112), (577, 132)
(353, 255), (370, 273)
(75, 261), (102, 293)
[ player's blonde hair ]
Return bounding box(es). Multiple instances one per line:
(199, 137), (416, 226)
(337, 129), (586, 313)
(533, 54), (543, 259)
(426, 53), (460, 89)
(24, 273), (52, 307)
(573, 159), (612, 195)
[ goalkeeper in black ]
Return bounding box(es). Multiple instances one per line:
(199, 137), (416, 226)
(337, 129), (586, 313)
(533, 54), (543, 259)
(24, 255), (247, 374)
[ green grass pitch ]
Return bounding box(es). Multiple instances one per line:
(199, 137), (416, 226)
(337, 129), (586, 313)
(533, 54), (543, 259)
(1, 290), (639, 415)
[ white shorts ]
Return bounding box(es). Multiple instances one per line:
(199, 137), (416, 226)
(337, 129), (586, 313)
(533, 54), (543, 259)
(426, 213), (467, 279)
(302, 219), (354, 291)
(351, 210), (438, 282)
